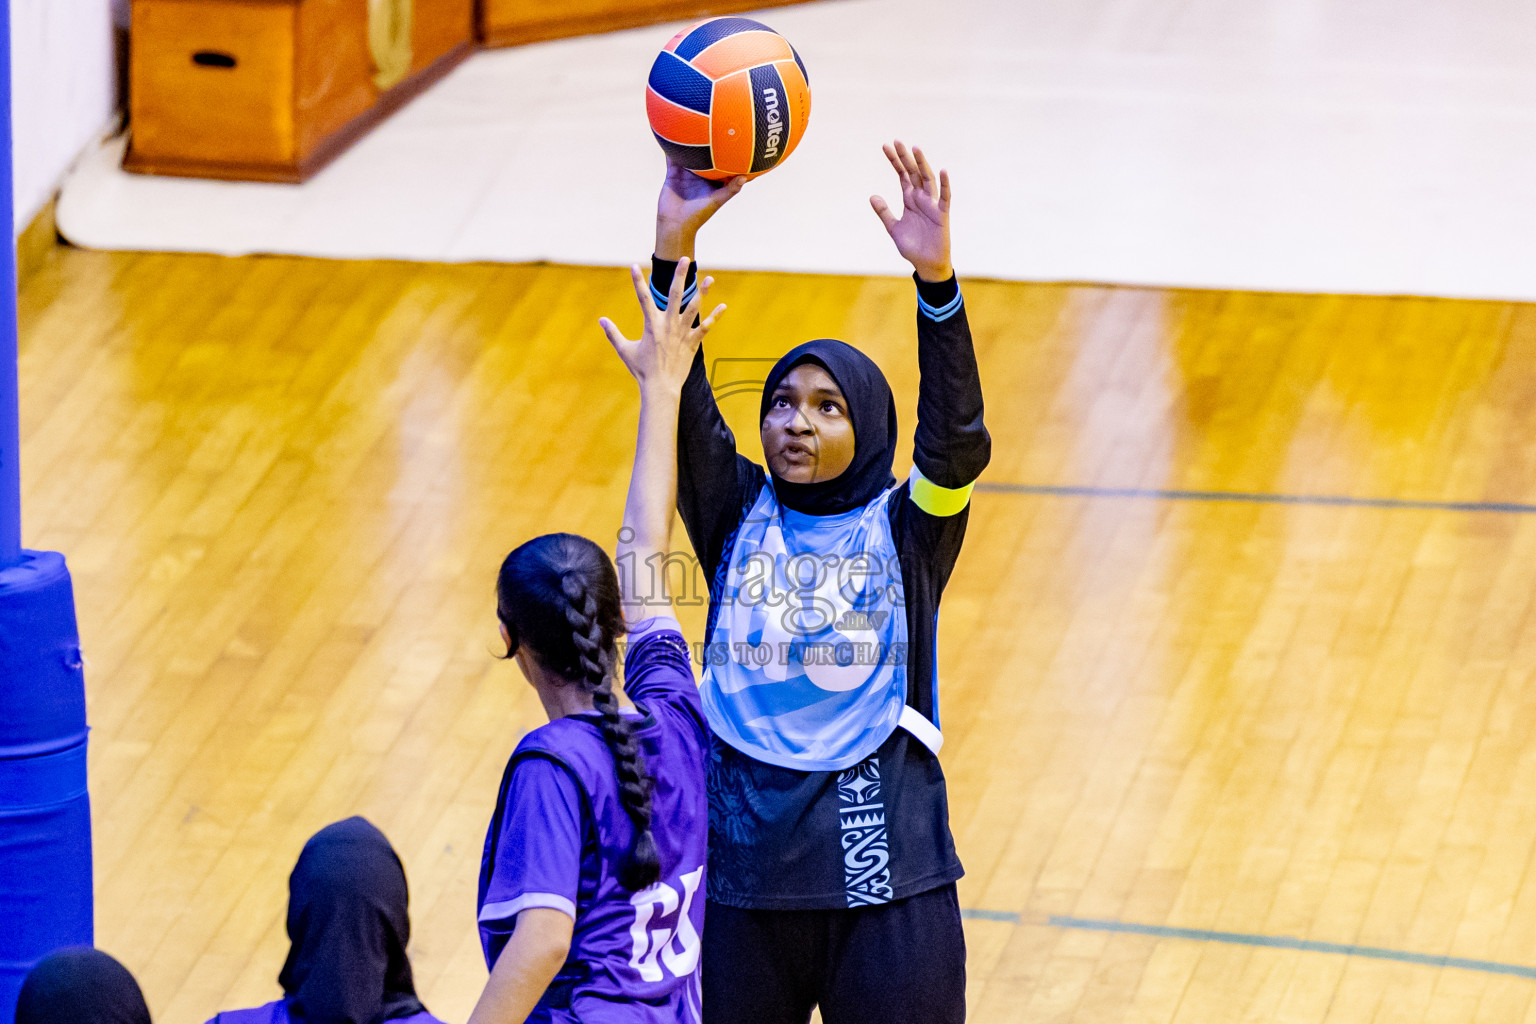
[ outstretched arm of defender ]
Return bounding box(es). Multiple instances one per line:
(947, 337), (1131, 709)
(602, 258), (726, 619)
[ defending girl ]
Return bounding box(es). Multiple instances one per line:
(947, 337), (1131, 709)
(648, 141), (990, 1024)
(467, 264), (726, 1024)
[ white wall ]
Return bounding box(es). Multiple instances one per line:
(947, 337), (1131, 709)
(10, 0), (120, 235)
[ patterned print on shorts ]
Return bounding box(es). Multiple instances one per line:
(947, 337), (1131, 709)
(838, 757), (894, 907)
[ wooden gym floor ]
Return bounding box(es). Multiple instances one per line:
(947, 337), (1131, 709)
(21, 245), (1536, 1024)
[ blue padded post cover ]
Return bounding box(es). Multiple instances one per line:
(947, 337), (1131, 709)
(0, 0), (21, 567)
(0, 551), (92, 1024)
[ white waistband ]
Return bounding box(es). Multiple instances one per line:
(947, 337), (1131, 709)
(898, 704), (944, 755)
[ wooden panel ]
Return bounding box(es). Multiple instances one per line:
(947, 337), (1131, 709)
(126, 0), (473, 182)
(411, 0), (475, 72)
(478, 0), (817, 49)
(293, 0), (374, 162)
(128, 0), (297, 168)
(27, 246), (1536, 1024)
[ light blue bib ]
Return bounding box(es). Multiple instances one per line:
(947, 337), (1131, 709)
(701, 483), (910, 771)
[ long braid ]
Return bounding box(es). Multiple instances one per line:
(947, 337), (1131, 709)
(559, 572), (661, 891)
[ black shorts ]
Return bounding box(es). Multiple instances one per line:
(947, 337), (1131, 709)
(701, 883), (966, 1024)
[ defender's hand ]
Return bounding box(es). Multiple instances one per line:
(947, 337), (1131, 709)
(870, 141), (953, 283)
(656, 161), (746, 260)
(601, 257), (726, 395)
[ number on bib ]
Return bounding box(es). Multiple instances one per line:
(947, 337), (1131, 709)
(627, 867), (704, 982)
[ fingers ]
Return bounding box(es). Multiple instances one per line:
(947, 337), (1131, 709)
(883, 143), (912, 195)
(869, 195), (898, 232)
(912, 146), (939, 200)
(680, 274), (713, 322)
(627, 264), (654, 319)
(696, 302), (728, 334)
(894, 140), (923, 190)
(709, 176), (747, 211)
(598, 316), (629, 353)
(667, 255), (690, 313)
(627, 263), (659, 334)
(938, 168), (951, 213)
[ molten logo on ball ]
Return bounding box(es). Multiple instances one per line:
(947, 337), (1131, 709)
(761, 88), (783, 161)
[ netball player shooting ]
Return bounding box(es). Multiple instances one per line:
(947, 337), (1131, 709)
(649, 141), (990, 1024)
(467, 266), (725, 1024)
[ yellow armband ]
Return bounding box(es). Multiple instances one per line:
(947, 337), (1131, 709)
(908, 465), (974, 517)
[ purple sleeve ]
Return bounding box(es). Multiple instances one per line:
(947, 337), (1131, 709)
(206, 1002), (285, 1024)
(622, 617), (704, 723)
(479, 757), (584, 930)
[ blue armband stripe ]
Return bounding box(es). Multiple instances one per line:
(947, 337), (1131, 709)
(649, 276), (697, 311)
(918, 290), (964, 322)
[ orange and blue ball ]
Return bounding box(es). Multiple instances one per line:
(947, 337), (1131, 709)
(646, 17), (812, 181)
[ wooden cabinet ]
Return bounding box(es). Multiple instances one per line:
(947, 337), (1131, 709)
(479, 0), (815, 49)
(126, 0), (474, 182)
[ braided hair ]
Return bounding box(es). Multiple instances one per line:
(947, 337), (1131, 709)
(496, 533), (661, 891)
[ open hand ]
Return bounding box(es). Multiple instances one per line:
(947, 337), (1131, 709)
(600, 257), (726, 396)
(656, 161), (747, 260)
(870, 141), (952, 283)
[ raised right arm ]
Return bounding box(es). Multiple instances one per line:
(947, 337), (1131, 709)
(603, 259), (728, 620)
(651, 161), (761, 578)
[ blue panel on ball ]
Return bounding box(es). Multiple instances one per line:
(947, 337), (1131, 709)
(674, 17), (776, 61)
(648, 51), (714, 114)
(654, 134), (714, 171)
(792, 45), (809, 85)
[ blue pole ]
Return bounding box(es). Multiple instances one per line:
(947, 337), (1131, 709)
(0, 0), (24, 566)
(0, 0), (94, 1017)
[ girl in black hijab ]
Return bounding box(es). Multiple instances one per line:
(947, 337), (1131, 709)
(756, 337), (900, 517)
(641, 141), (990, 1024)
(207, 818), (445, 1024)
(16, 948), (152, 1024)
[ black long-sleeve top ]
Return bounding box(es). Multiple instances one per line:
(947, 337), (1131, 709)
(652, 257), (990, 909)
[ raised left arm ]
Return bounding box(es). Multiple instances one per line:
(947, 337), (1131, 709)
(912, 276), (989, 492)
(871, 141), (989, 493)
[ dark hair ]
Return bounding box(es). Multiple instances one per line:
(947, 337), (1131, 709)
(16, 948), (151, 1024)
(496, 533), (660, 891)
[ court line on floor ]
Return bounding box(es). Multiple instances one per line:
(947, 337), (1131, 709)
(950, 914), (1536, 980)
(960, 908), (1023, 923)
(974, 482), (1536, 515)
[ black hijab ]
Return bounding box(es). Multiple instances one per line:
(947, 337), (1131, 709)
(278, 817), (426, 1024)
(759, 339), (898, 516)
(15, 948), (151, 1024)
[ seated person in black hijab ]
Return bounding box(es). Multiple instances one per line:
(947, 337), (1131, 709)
(208, 817), (447, 1024)
(16, 947), (153, 1024)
